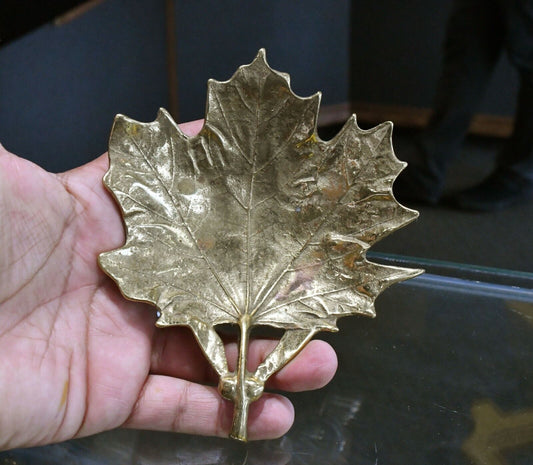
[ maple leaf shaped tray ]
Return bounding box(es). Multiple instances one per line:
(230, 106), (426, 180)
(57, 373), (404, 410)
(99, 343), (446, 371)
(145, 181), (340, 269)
(99, 49), (422, 441)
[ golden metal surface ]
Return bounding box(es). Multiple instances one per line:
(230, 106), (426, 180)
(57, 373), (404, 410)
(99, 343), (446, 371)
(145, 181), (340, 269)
(98, 49), (422, 441)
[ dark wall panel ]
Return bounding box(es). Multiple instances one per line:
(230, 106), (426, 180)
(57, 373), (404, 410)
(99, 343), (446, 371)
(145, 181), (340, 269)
(0, 0), (350, 172)
(0, 0), (168, 171)
(175, 0), (350, 122)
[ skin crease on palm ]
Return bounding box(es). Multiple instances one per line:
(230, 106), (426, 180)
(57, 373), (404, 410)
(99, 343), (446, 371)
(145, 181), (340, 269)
(0, 120), (338, 451)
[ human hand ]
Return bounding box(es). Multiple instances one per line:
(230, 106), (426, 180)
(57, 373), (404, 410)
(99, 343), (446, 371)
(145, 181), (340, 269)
(0, 120), (337, 451)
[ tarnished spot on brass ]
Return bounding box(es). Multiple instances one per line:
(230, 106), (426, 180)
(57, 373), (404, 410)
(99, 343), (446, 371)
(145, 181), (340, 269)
(59, 379), (69, 410)
(98, 49), (422, 441)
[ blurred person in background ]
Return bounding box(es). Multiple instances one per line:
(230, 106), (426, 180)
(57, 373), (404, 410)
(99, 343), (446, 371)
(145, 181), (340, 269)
(396, 0), (533, 211)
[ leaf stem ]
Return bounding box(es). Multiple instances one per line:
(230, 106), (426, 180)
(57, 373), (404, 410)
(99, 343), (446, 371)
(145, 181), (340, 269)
(228, 315), (253, 441)
(255, 328), (317, 384)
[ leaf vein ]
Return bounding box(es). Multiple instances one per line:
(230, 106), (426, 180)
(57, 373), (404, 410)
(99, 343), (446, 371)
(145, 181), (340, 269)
(128, 132), (241, 315)
(210, 91), (252, 165)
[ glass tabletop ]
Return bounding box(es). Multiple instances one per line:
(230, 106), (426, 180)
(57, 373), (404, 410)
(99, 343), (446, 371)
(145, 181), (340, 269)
(2, 255), (533, 465)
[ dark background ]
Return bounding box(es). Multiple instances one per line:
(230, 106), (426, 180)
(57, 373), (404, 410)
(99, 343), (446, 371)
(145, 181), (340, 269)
(0, 0), (349, 171)
(0, 0), (516, 171)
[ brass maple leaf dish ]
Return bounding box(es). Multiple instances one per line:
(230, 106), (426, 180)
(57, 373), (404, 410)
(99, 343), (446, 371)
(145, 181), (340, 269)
(98, 49), (422, 441)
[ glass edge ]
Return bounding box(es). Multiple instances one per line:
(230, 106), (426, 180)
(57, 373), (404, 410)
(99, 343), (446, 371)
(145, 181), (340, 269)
(368, 252), (533, 289)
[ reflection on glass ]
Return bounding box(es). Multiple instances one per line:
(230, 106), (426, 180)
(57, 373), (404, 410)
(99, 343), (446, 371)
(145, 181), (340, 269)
(463, 400), (533, 465)
(1, 272), (532, 464)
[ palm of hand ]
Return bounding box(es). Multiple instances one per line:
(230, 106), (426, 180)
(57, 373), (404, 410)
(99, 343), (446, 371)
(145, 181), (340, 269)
(0, 124), (336, 451)
(0, 146), (154, 448)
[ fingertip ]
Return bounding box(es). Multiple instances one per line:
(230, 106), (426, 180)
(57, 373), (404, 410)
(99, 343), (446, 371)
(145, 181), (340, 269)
(178, 119), (204, 136)
(306, 339), (338, 389)
(273, 339), (338, 392)
(248, 394), (294, 440)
